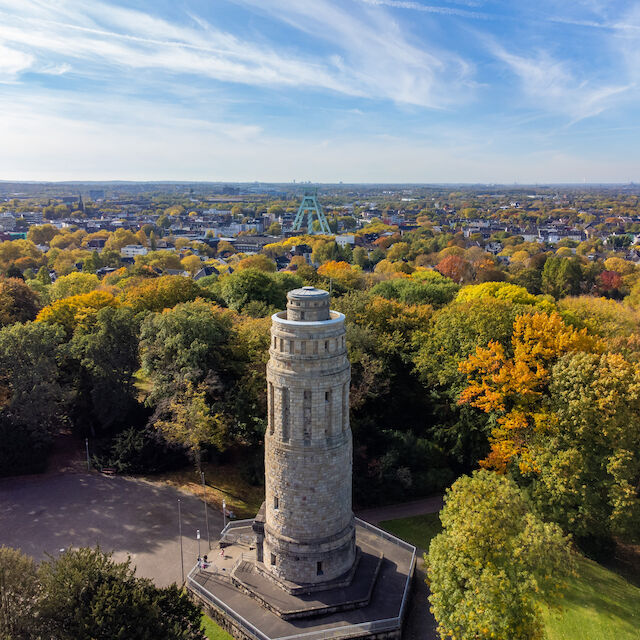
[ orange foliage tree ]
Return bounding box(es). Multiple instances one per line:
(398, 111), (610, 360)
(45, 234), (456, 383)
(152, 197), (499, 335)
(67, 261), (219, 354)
(435, 255), (472, 284)
(458, 311), (599, 472)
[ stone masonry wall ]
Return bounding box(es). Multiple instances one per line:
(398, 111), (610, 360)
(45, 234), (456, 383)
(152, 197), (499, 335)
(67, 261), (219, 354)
(263, 288), (355, 585)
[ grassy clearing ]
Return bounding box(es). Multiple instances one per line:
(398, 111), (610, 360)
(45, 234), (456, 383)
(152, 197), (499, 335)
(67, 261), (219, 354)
(380, 513), (640, 640)
(201, 614), (233, 640)
(143, 462), (264, 519)
(379, 512), (442, 550)
(542, 553), (640, 640)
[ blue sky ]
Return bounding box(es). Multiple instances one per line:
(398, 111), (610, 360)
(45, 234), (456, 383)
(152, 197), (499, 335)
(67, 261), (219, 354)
(0, 0), (639, 182)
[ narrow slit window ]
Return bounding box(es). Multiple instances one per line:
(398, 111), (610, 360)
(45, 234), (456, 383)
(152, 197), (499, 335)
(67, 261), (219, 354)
(274, 496), (279, 510)
(268, 383), (274, 435)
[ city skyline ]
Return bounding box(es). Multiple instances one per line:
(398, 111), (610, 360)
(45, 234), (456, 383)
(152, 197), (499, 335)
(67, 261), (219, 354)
(0, 0), (639, 182)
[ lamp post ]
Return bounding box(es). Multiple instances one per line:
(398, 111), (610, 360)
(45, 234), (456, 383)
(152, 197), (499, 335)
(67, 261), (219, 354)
(85, 438), (90, 471)
(201, 471), (210, 551)
(177, 499), (184, 584)
(197, 529), (201, 565)
(222, 498), (226, 530)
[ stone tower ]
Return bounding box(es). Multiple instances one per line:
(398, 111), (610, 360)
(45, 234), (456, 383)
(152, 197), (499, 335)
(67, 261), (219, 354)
(262, 286), (355, 587)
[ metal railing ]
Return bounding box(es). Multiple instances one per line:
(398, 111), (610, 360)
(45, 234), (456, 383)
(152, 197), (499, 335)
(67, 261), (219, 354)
(354, 518), (417, 623)
(188, 518), (417, 640)
(188, 566), (271, 640)
(354, 517), (417, 551)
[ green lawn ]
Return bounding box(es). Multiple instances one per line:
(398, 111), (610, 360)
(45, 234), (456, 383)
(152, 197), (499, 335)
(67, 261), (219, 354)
(201, 614), (233, 640)
(542, 554), (640, 640)
(379, 512), (442, 549)
(380, 513), (640, 640)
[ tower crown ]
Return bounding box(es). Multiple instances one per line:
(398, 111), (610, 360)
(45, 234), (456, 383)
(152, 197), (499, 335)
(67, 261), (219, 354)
(286, 286), (330, 322)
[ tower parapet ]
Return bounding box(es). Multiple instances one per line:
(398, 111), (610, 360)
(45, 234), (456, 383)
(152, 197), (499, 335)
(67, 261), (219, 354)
(263, 286), (355, 586)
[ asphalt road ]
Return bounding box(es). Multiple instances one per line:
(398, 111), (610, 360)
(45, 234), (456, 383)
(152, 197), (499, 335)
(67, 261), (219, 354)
(0, 471), (224, 587)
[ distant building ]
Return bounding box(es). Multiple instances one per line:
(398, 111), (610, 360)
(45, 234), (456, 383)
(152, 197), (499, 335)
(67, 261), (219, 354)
(120, 244), (148, 258)
(194, 266), (220, 280)
(87, 238), (106, 250)
(22, 211), (43, 224)
(233, 235), (274, 253)
(0, 213), (16, 231)
(335, 234), (355, 248)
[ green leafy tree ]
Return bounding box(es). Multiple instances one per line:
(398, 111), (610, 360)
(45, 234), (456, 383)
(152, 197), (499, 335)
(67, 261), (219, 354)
(370, 273), (458, 308)
(0, 546), (41, 640)
(38, 547), (205, 640)
(0, 321), (66, 433)
(220, 269), (302, 314)
(0, 322), (66, 475)
(35, 266), (52, 285)
(428, 470), (573, 640)
(530, 352), (640, 551)
(541, 256), (583, 298)
(69, 306), (140, 434)
(140, 300), (236, 406)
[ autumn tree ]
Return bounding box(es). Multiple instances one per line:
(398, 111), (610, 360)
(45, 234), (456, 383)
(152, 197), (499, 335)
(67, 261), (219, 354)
(104, 228), (139, 251)
(317, 260), (365, 290)
(456, 281), (554, 311)
(120, 275), (205, 314)
(413, 298), (524, 468)
(236, 254), (277, 272)
(459, 311), (597, 472)
(26, 223), (60, 245)
(428, 470), (573, 640)
(49, 272), (100, 301)
(180, 254), (202, 275)
(36, 291), (119, 335)
(0, 277), (41, 326)
(155, 381), (228, 468)
(435, 254), (472, 283)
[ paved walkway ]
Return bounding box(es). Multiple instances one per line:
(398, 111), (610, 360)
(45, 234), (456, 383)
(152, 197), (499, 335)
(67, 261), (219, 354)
(356, 494), (443, 525)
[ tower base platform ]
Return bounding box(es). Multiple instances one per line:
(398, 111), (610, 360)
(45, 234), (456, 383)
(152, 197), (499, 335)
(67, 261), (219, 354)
(187, 519), (416, 640)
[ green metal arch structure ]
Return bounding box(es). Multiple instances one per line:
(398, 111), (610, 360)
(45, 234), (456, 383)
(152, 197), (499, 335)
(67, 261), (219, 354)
(292, 192), (331, 234)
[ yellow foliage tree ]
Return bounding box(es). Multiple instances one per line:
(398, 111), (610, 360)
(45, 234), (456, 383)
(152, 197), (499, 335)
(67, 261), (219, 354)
(459, 311), (599, 472)
(180, 254), (202, 275)
(36, 291), (119, 334)
(317, 260), (365, 289)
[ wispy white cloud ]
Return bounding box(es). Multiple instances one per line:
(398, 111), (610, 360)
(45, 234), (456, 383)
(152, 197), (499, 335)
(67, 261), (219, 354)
(0, 43), (33, 81)
(357, 0), (488, 19)
(0, 0), (474, 108)
(490, 44), (632, 123)
(231, 0), (475, 108)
